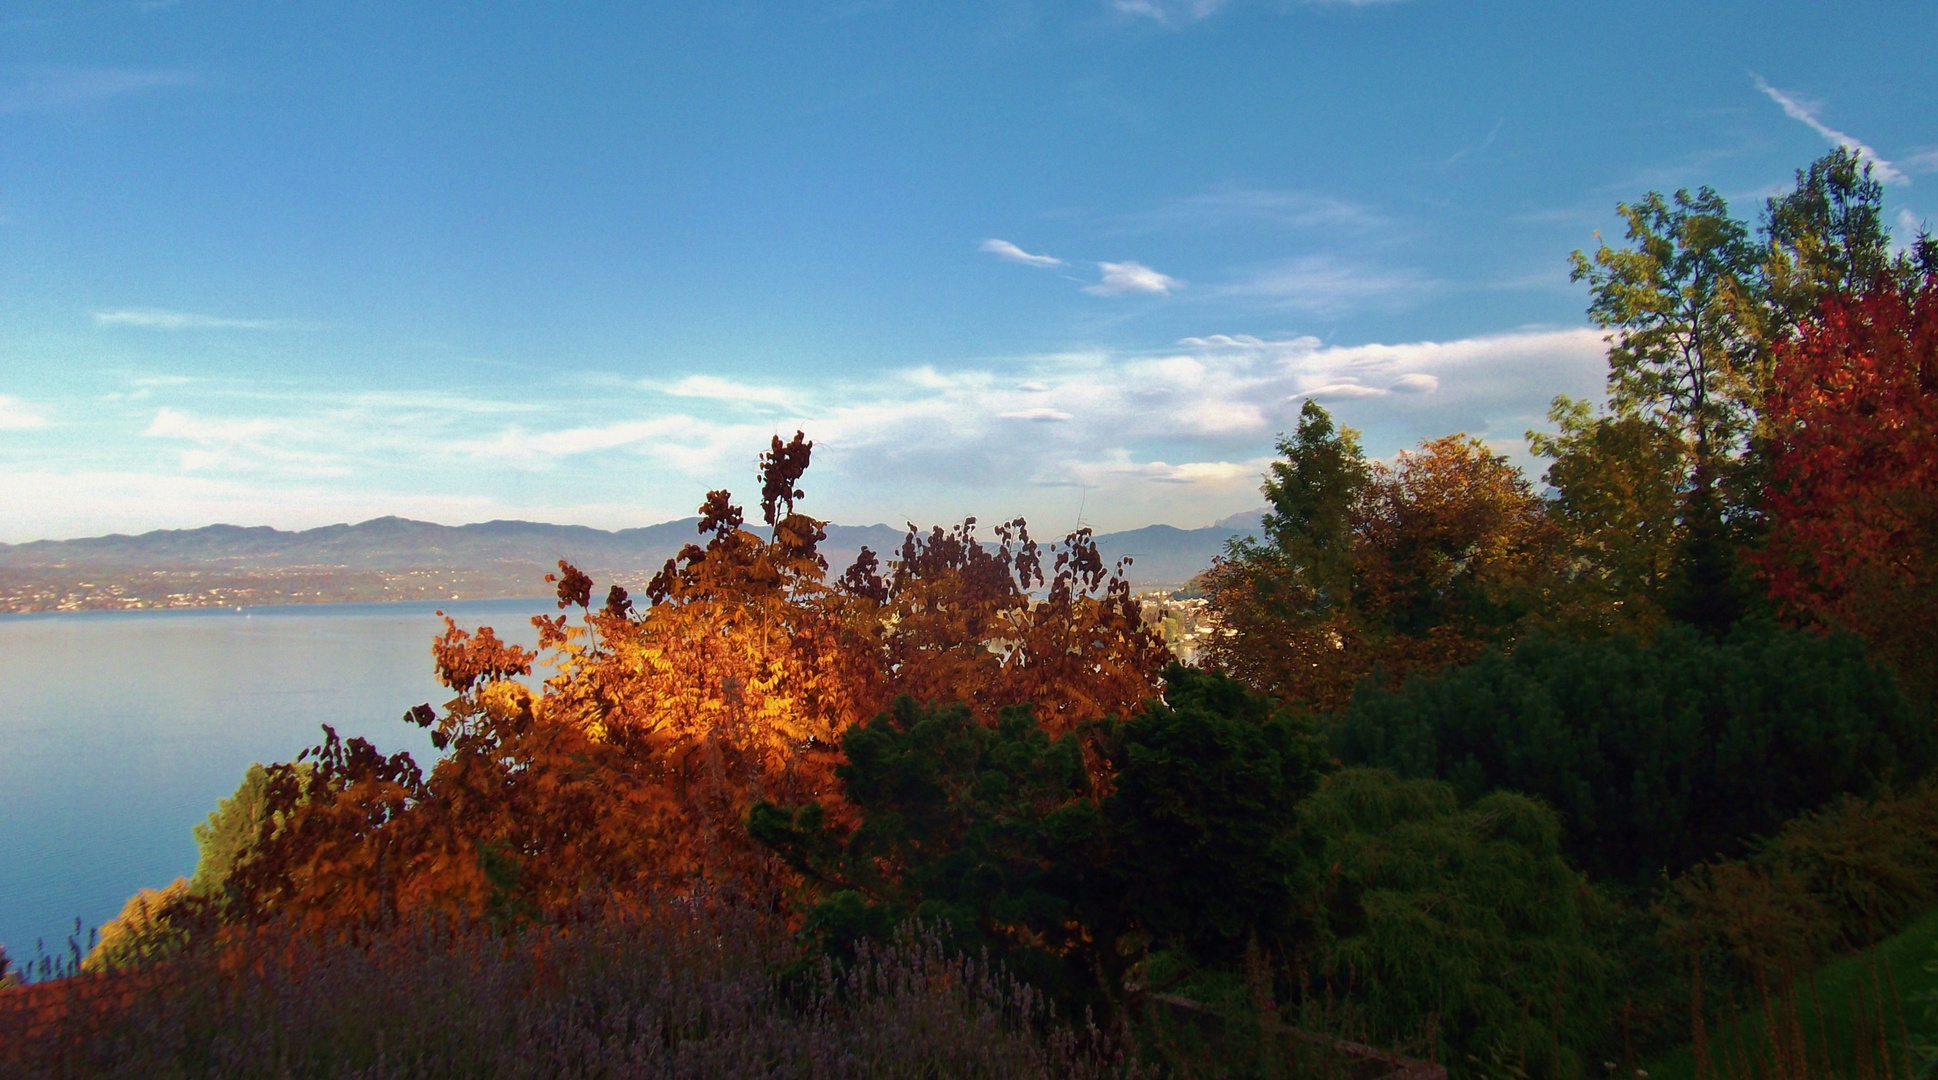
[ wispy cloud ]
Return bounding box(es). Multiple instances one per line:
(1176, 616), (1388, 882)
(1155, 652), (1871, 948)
(1085, 260), (1184, 296)
(0, 394), (49, 430)
(1109, 0), (1230, 25)
(1751, 74), (1907, 186)
(979, 238), (1063, 268)
(143, 407), (350, 474)
(94, 308), (283, 330)
(1442, 118), (1503, 167)
(1129, 184), (1385, 234)
(1905, 150), (1938, 176)
(1897, 209), (1929, 247)
(654, 374), (800, 408)
(0, 65), (194, 113)
(34, 327), (1609, 539)
(145, 408), (280, 444)
(1212, 256), (1433, 316)
(1109, 0), (1402, 23)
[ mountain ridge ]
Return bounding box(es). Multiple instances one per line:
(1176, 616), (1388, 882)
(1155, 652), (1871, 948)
(0, 512), (1265, 590)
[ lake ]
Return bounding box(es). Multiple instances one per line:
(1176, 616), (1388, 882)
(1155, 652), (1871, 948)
(0, 599), (550, 964)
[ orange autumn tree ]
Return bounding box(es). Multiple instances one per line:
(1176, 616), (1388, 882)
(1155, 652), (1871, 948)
(225, 433), (1167, 926)
(1202, 402), (1558, 712)
(1761, 278), (1938, 709)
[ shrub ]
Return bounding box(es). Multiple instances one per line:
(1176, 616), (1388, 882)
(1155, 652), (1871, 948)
(1332, 620), (1929, 887)
(751, 664), (1332, 1006)
(1301, 768), (1616, 1080)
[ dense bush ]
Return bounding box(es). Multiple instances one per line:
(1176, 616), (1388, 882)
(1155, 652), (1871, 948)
(1332, 620), (1930, 887)
(751, 664), (1332, 1004)
(1301, 769), (1617, 1079)
(1103, 663), (1331, 963)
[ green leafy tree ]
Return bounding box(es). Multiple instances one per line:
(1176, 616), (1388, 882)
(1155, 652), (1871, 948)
(1260, 399), (1372, 614)
(1571, 187), (1762, 633)
(1199, 402), (1374, 710)
(189, 763), (282, 901)
(751, 694), (1108, 998)
(1572, 187), (1760, 477)
(1104, 663), (1331, 964)
(1528, 396), (1684, 631)
(1757, 148), (1901, 347)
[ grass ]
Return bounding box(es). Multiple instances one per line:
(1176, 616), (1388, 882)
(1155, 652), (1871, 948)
(0, 898), (1143, 1080)
(1643, 906), (1938, 1080)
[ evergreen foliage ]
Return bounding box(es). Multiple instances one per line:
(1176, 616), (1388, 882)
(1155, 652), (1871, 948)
(751, 664), (1331, 1002)
(1303, 769), (1616, 1078)
(1331, 620), (1930, 887)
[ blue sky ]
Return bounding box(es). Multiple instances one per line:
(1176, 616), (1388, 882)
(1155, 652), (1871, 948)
(1, 0), (1933, 541)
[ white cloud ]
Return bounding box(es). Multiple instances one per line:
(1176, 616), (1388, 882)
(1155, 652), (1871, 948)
(16, 327), (1610, 540)
(142, 407), (349, 475)
(0, 66), (194, 113)
(145, 408), (279, 444)
(654, 374), (799, 408)
(450, 416), (772, 470)
(1136, 185), (1382, 232)
(1110, 0), (1229, 24)
(1085, 260), (1184, 296)
(1301, 382), (1387, 400)
(979, 238), (1063, 268)
(1906, 150), (1938, 175)
(0, 395), (49, 430)
(1109, 0), (1401, 22)
(94, 308), (280, 330)
(1214, 256), (1432, 316)
(1752, 75), (1907, 186)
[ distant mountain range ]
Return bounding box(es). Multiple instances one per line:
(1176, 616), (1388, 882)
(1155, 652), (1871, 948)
(0, 510), (1265, 592)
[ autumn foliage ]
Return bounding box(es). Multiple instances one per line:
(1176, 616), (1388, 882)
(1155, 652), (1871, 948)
(1761, 279), (1938, 704)
(221, 433), (1167, 926)
(1202, 407), (1558, 713)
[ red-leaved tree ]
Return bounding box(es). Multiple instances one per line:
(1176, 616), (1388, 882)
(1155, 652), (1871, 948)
(1761, 279), (1938, 707)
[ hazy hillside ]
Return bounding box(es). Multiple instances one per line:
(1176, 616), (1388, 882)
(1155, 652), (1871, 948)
(0, 512), (1263, 611)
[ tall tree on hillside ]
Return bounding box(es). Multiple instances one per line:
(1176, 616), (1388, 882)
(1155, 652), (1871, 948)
(1571, 187), (1763, 633)
(1561, 153), (1936, 636)
(1201, 401), (1376, 710)
(1572, 187), (1761, 479)
(1261, 400), (1371, 614)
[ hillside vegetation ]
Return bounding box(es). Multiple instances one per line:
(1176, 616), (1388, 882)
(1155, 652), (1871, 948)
(5, 148), (1936, 1080)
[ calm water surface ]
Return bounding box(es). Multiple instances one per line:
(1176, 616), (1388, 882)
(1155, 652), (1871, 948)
(0, 599), (549, 961)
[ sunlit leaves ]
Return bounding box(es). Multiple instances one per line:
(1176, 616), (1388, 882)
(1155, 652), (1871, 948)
(222, 436), (1168, 927)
